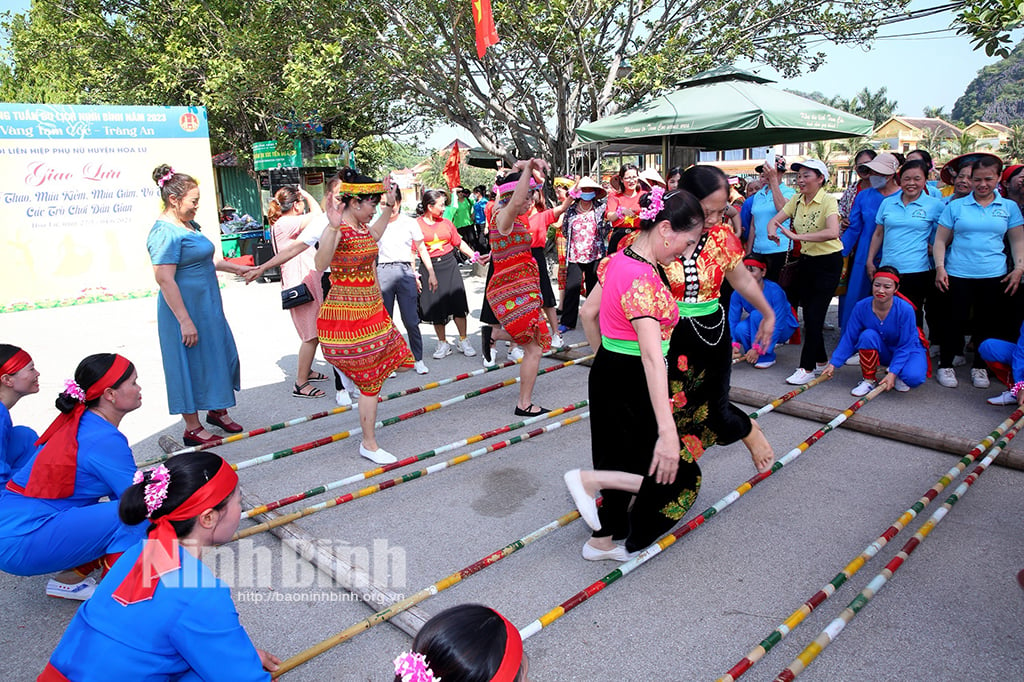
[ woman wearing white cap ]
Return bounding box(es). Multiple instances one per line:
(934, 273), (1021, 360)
(767, 159), (844, 385)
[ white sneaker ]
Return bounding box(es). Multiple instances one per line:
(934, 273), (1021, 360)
(414, 360), (429, 375)
(971, 368), (990, 388)
(786, 368), (816, 385)
(46, 576), (97, 601)
(483, 354), (498, 369)
(893, 376), (911, 392)
(814, 363), (828, 376)
(336, 390), (353, 407)
(844, 355), (860, 366)
(455, 337), (476, 357)
(551, 333), (565, 349)
(754, 359), (776, 369)
(508, 346), (525, 362)
(987, 390), (1016, 406)
(952, 355), (967, 367)
(432, 341), (453, 359)
(388, 371), (397, 379)
(359, 444), (397, 465)
(936, 367), (958, 388)
(850, 379), (876, 397)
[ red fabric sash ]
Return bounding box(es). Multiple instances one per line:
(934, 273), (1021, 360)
(37, 662), (71, 682)
(111, 459), (238, 606)
(0, 349), (31, 377)
(24, 355), (131, 499)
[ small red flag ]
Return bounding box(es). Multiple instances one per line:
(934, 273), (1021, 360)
(443, 143), (462, 189)
(472, 0), (499, 59)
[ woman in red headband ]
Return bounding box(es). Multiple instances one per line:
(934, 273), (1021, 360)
(40, 451), (280, 681)
(393, 603), (527, 682)
(0, 354), (147, 601)
(0, 344), (40, 484)
(819, 267), (928, 396)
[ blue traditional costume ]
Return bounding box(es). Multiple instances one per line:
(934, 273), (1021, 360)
(0, 348), (38, 484)
(0, 356), (144, 577)
(728, 259), (799, 366)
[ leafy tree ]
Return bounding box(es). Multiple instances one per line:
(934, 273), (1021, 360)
(417, 151), (496, 194)
(847, 87), (898, 128)
(353, 0), (902, 172)
(918, 128), (952, 159)
(1004, 125), (1024, 163)
(953, 132), (979, 155)
(353, 137), (425, 178)
(952, 0), (1024, 58)
(922, 106), (947, 119)
(0, 0), (411, 164)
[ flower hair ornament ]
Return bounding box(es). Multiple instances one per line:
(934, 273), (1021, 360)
(62, 378), (86, 403)
(157, 168), (176, 188)
(394, 651), (439, 682)
(133, 464), (171, 516)
(639, 185), (666, 221)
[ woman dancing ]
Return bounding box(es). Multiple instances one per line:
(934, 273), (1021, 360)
(316, 169), (415, 464)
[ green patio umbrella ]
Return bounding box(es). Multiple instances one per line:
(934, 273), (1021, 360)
(575, 66), (873, 150)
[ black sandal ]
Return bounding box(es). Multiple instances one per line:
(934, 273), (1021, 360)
(308, 371), (329, 382)
(293, 381), (326, 399)
(514, 404), (549, 417)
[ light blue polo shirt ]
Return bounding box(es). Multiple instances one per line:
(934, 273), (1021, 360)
(940, 193), (1024, 279)
(874, 190), (944, 274)
(749, 184), (796, 254)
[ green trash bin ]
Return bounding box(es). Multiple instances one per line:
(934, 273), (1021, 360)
(221, 235), (241, 258)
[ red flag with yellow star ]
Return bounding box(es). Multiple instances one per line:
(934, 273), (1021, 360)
(472, 0), (499, 59)
(443, 143), (462, 189)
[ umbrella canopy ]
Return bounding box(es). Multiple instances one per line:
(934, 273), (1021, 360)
(575, 66), (873, 151)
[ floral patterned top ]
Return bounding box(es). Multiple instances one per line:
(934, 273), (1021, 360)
(664, 224), (744, 304)
(597, 248), (679, 345)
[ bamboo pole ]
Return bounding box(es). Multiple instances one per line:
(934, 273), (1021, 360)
(717, 409), (1024, 681)
(729, 386), (1024, 471)
(138, 342), (589, 466)
(771, 415), (1024, 681)
(518, 385), (887, 640)
(234, 413), (590, 540)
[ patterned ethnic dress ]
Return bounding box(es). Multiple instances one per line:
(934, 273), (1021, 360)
(317, 223), (414, 396)
(665, 224), (751, 462)
(486, 216), (552, 349)
(590, 248), (701, 552)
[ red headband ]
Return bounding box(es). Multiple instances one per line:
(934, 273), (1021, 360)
(24, 355), (132, 499)
(873, 271), (900, 284)
(742, 258), (767, 271)
(0, 349), (31, 377)
(491, 612), (524, 682)
(113, 458), (239, 606)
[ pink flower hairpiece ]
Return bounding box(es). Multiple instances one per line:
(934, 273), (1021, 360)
(1011, 381), (1024, 398)
(639, 186), (665, 221)
(394, 651), (439, 682)
(157, 168), (176, 188)
(133, 464), (171, 516)
(62, 378), (86, 403)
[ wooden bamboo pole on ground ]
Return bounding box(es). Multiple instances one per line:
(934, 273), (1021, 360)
(728, 386), (1024, 471)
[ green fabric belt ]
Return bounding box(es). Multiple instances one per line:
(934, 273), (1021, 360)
(677, 298), (720, 317)
(602, 335), (670, 357)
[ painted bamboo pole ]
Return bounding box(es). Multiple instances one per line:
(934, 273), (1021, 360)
(747, 373), (832, 419)
(204, 355), (593, 473)
(234, 412), (590, 540)
(138, 342), (590, 465)
(718, 409), (1024, 681)
(518, 384), (886, 641)
(242, 400), (588, 518)
(772, 414), (1024, 682)
(271, 507), (585, 677)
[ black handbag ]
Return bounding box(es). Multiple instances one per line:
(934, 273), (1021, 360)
(281, 282), (314, 309)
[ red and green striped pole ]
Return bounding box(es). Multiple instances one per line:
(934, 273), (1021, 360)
(235, 411), (589, 540)
(771, 413), (1024, 681)
(271, 506), (587, 677)
(242, 400), (588, 518)
(139, 341), (589, 465)
(719, 408), (1024, 681)
(748, 373), (832, 419)
(518, 384), (886, 641)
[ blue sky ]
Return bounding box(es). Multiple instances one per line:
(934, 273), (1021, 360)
(2, 0), (1019, 149)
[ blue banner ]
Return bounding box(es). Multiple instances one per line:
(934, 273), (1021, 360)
(0, 103), (209, 140)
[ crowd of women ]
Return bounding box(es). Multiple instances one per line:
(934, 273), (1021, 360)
(2, 150), (1023, 680)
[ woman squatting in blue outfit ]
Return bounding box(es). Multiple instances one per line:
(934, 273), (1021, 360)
(728, 255), (799, 369)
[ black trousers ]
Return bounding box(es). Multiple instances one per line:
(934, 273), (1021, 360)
(941, 275), (1008, 369)
(559, 261), (599, 329)
(792, 251), (843, 370)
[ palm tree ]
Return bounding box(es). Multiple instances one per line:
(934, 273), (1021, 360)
(922, 106), (947, 119)
(953, 133), (978, 155)
(851, 87), (898, 127)
(919, 128), (950, 159)
(1004, 125), (1024, 163)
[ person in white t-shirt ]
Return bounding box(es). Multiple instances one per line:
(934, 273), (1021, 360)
(377, 190), (433, 374)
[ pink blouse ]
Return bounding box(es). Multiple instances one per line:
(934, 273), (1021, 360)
(598, 249), (679, 350)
